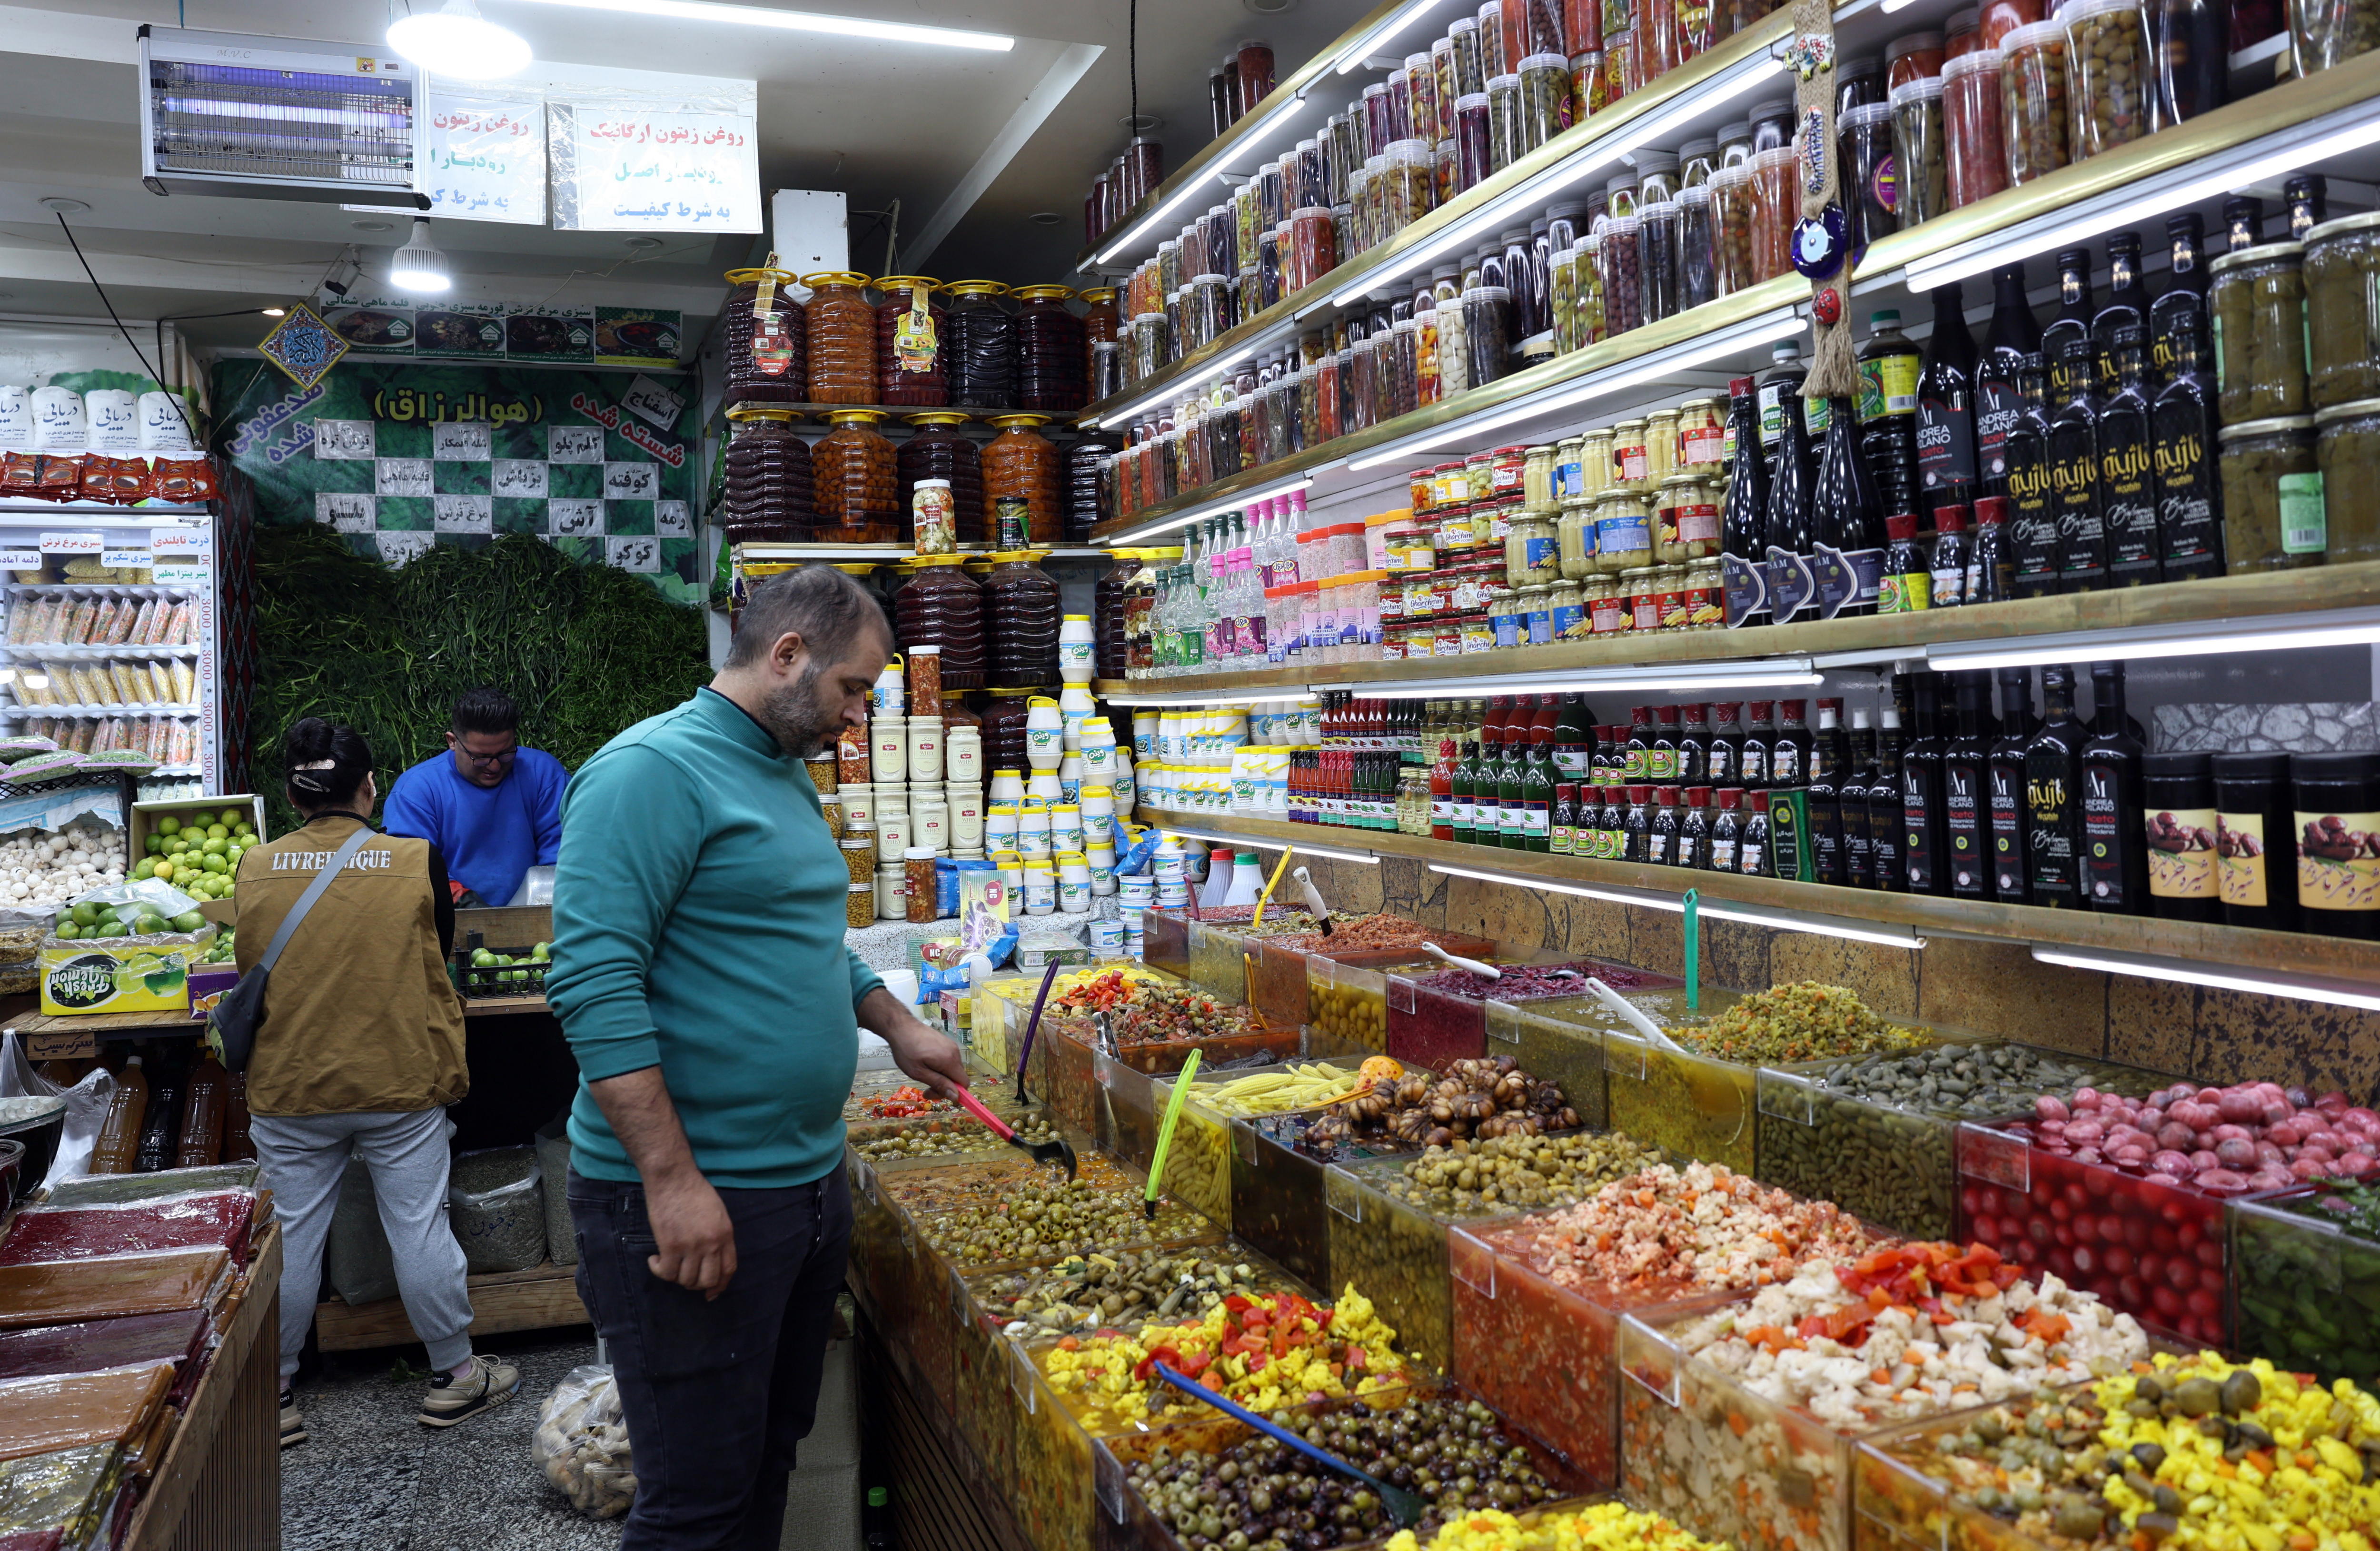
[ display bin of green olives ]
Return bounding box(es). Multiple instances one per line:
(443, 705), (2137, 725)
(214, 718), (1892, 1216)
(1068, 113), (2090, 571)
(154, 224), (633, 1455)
(1228, 1114), (1421, 1293)
(909, 1153), (1215, 1275)
(1482, 1000), (1612, 1132)
(846, 1104), (1065, 1169)
(949, 1268), (1024, 1498)
(1009, 1354), (1112, 1551)
(1324, 1130), (1669, 1374)
(1304, 957), (1426, 1055)
(2229, 1182), (2380, 1387)
(1183, 907), (1266, 1001)
(1088, 1382), (1599, 1551)
(1752, 1041), (2171, 1241)
(964, 1238), (1313, 1347)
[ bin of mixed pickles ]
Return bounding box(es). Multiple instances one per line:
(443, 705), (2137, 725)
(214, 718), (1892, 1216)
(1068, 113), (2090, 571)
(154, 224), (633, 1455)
(964, 1241), (1308, 1341)
(1617, 1240), (2156, 1551)
(1753, 1042), (2169, 1240)
(1150, 1061), (1383, 1231)
(2230, 1178), (2380, 1386)
(1240, 915), (1442, 1027)
(846, 1105), (1067, 1167)
(1325, 1128), (1667, 1373)
(1388, 960), (1683, 1074)
(1604, 982), (1924, 1175)
(1448, 1159), (1896, 1490)
(1094, 1380), (1595, 1551)
(910, 1153), (1212, 1273)
(1850, 1352), (2373, 1551)
(1954, 1078), (2374, 1348)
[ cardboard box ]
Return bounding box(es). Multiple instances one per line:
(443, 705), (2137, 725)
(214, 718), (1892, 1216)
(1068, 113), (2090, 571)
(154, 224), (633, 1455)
(188, 963), (240, 1020)
(131, 794), (266, 864)
(39, 938), (203, 1016)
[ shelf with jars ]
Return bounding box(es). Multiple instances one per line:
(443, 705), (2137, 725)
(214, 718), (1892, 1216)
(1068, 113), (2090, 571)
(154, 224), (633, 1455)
(1086, 45), (2380, 548)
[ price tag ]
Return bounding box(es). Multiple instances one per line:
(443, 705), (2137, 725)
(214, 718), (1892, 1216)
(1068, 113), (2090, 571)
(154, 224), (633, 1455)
(1720, 552), (1767, 627)
(39, 532), (102, 555)
(1811, 545), (1884, 619)
(1765, 548), (1817, 622)
(0, 550), (40, 570)
(153, 565), (208, 587)
(103, 550), (152, 570)
(1447, 1227), (1497, 1298)
(25, 1028), (98, 1061)
(1755, 1070), (1815, 1125)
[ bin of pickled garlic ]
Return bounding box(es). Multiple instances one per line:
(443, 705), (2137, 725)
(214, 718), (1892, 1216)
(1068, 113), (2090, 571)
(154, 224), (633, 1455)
(1325, 1128), (1667, 1373)
(1607, 982), (1929, 1175)
(1851, 1353), (2379, 1551)
(2230, 1179), (2380, 1388)
(1390, 960), (1684, 1076)
(1753, 1042), (2171, 1242)
(1152, 1061), (1376, 1232)
(966, 1240), (1312, 1341)
(1377, 1499), (1736, 1551)
(1449, 1160), (1896, 1490)
(1098, 1382), (1594, 1551)
(1618, 1241), (2154, 1551)
(1953, 1079), (2379, 1348)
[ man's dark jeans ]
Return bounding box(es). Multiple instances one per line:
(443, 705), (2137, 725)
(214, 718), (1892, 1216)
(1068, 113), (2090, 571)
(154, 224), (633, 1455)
(567, 1166), (852, 1551)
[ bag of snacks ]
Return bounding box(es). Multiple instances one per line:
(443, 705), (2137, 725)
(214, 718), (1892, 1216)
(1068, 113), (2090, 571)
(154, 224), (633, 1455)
(533, 1365), (635, 1520)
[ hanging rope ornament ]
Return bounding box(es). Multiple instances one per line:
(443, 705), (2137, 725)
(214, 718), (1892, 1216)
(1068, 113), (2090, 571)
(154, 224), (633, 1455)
(1785, 0), (1857, 399)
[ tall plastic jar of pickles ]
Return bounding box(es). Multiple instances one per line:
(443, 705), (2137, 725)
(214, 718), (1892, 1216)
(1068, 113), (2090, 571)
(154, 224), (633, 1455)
(813, 409), (900, 542)
(874, 277), (949, 408)
(1748, 147), (1798, 282)
(803, 271), (879, 404)
(1998, 21), (2070, 184)
(2061, 0), (2148, 160)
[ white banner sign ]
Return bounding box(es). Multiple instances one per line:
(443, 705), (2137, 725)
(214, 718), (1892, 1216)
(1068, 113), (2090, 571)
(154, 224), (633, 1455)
(552, 99), (760, 232)
(422, 88), (547, 225)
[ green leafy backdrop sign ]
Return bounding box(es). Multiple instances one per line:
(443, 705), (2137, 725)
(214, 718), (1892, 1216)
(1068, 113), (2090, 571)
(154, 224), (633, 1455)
(211, 358), (702, 602)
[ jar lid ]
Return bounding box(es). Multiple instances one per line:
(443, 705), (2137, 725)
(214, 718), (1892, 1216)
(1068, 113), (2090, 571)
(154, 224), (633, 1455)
(825, 408), (889, 425)
(1012, 284), (1078, 301)
(2001, 18), (2068, 47)
(1888, 75), (1946, 102)
(2209, 240), (2306, 274)
(724, 266), (799, 286)
(2211, 750), (2292, 781)
(2142, 751), (2213, 779)
(802, 270), (871, 289)
(1885, 28), (1944, 55)
(840, 837), (877, 850)
(2295, 751), (2380, 783)
(876, 275), (941, 294)
(1676, 184), (1712, 207)
(848, 882), (874, 894)
(2217, 415), (2317, 438)
(1752, 144), (1799, 167)
(2316, 398), (2380, 425)
(1518, 50), (1568, 69)
(2054, 0), (2140, 19)
(725, 404), (801, 424)
(986, 413), (1052, 429)
(1487, 72), (1521, 89)
(2306, 210), (2380, 244)
(1941, 45), (2003, 76)
(903, 846), (937, 859)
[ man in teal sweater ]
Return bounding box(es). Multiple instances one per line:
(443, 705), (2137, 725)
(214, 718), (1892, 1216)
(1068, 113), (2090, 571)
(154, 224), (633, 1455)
(548, 564), (964, 1551)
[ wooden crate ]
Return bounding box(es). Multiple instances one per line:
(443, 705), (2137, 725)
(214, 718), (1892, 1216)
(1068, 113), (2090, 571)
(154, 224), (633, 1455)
(313, 1259), (586, 1352)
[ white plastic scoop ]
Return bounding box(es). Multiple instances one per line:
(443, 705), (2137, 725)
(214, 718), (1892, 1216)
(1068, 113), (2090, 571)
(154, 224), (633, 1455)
(1420, 941), (1500, 979)
(1292, 866), (1333, 935)
(1587, 976), (1693, 1055)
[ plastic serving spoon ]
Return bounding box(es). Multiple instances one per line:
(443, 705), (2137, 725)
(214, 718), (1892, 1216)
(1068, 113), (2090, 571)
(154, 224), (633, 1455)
(1144, 1049), (1200, 1220)
(1013, 959), (1064, 1107)
(950, 1084), (1078, 1180)
(1419, 941), (1500, 979)
(1292, 867), (1333, 935)
(1149, 1363), (1424, 1529)
(1586, 976), (1693, 1056)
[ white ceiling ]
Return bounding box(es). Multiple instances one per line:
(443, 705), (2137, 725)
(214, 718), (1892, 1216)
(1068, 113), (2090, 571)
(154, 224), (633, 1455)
(0, 0), (1371, 356)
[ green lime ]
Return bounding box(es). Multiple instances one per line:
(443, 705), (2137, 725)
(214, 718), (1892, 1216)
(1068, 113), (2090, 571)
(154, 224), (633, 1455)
(200, 854), (226, 874)
(56, 923), (78, 940)
(144, 834), (163, 854)
(171, 911), (204, 932)
(157, 816), (181, 836)
(472, 948), (496, 967)
(200, 836), (226, 855)
(220, 809), (243, 828)
(71, 903), (102, 927)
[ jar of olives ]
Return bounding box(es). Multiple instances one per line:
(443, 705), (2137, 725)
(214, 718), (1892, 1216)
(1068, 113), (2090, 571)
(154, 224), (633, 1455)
(2210, 242), (2309, 421)
(2218, 415), (2322, 572)
(2305, 213), (2380, 408)
(2314, 398), (2380, 562)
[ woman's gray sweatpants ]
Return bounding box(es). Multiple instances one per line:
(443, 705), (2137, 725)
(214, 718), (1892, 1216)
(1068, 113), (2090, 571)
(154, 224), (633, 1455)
(249, 1107), (476, 1382)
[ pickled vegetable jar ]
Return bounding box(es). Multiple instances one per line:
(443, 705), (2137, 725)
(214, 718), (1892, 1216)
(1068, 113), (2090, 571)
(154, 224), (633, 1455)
(721, 267), (806, 408)
(719, 406), (813, 545)
(895, 556), (987, 689)
(1889, 77), (1950, 227)
(945, 280), (1016, 411)
(2291, 0), (2380, 71)
(873, 276), (948, 407)
(2305, 213), (2380, 408)
(1014, 285), (1088, 413)
(1941, 47), (2008, 207)
(985, 551), (1062, 688)
(803, 270), (878, 404)
(982, 414), (1061, 549)
(2218, 415), (2322, 571)
(1710, 165), (1757, 296)
(2316, 398), (2380, 561)
(2210, 241), (2309, 421)
(1749, 146), (1798, 282)
(1077, 284), (1120, 389)
(2061, 0), (2148, 160)
(896, 412), (985, 547)
(1998, 21), (2070, 184)
(812, 408), (899, 542)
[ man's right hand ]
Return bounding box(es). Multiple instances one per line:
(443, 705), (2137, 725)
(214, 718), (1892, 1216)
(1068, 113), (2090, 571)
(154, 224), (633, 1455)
(645, 1167), (737, 1298)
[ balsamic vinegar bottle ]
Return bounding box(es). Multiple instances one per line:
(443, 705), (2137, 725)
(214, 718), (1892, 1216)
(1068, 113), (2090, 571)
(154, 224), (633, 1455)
(1944, 674), (1993, 899)
(1915, 281), (1980, 525)
(1976, 263), (2043, 500)
(1808, 707), (1849, 886)
(2090, 231), (2148, 398)
(1868, 709), (1906, 893)
(1843, 709), (1879, 889)
(1706, 701), (1744, 785)
(2150, 213), (2210, 389)
(1900, 674), (1952, 895)
(2050, 336), (2108, 592)
(2041, 249), (2098, 404)
(1723, 375), (1771, 611)
(2081, 661), (2149, 914)
(1766, 376), (1817, 567)
(2023, 665), (2090, 909)
(2151, 320), (2226, 581)
(1988, 669), (2035, 903)
(2099, 324), (2160, 587)
(1810, 395), (1886, 611)
(2004, 353), (2061, 597)
(1739, 700), (1775, 790)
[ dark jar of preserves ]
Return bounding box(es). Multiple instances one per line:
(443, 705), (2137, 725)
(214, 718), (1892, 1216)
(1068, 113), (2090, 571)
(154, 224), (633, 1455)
(894, 554), (989, 690)
(1079, 285), (1122, 392)
(812, 408), (900, 543)
(982, 413), (1062, 549)
(873, 276), (949, 408)
(803, 270), (878, 404)
(897, 412), (987, 546)
(979, 687), (1038, 770)
(1094, 550), (1138, 678)
(1013, 285), (1090, 412)
(946, 280), (1017, 410)
(985, 551), (1063, 688)
(721, 268), (807, 408)
(718, 406), (814, 544)
(1064, 435), (1116, 543)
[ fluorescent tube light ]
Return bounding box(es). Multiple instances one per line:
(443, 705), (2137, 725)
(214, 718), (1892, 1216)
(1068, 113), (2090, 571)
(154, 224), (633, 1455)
(1336, 0), (1461, 72)
(1101, 691), (1303, 706)
(1693, 898), (1926, 949)
(1904, 101), (2380, 289)
(1428, 862), (1685, 911)
(1344, 306), (1804, 471)
(1110, 477), (1316, 544)
(1351, 665), (1823, 698)
(2031, 945), (2380, 1014)
(1925, 609), (2380, 672)
(1164, 826), (1381, 865)
(505, 0), (1013, 50)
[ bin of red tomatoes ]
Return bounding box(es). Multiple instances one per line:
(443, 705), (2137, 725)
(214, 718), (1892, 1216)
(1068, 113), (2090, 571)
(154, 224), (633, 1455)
(1954, 1079), (2380, 1347)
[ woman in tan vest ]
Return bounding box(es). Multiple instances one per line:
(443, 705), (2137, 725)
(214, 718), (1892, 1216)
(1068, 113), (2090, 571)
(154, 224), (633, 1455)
(236, 717), (520, 1448)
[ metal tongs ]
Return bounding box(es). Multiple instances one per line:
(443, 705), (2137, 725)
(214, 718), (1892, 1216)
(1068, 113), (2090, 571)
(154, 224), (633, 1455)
(1149, 1364), (1425, 1528)
(950, 1084), (1078, 1180)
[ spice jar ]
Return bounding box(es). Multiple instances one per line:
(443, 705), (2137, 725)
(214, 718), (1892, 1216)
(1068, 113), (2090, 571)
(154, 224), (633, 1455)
(1890, 77), (1950, 227)
(982, 414), (1061, 549)
(873, 277), (948, 407)
(722, 268), (806, 407)
(2291, 0), (2380, 72)
(1710, 165), (1758, 296)
(1014, 285), (1088, 412)
(803, 271), (878, 404)
(2293, 752), (2380, 936)
(720, 406), (814, 545)
(898, 558), (986, 690)
(2315, 399), (2380, 561)
(812, 409), (899, 542)
(2218, 415), (2322, 571)
(2305, 213), (2380, 408)
(945, 281), (1017, 411)
(1998, 21), (2070, 184)
(2061, 0), (2148, 160)
(1749, 146), (1799, 281)
(985, 552), (1062, 688)
(1940, 48), (2008, 208)
(2210, 241), (2309, 421)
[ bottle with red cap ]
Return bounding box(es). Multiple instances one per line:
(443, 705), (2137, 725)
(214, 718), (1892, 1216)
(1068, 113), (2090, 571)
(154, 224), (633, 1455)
(1740, 790), (1772, 875)
(1967, 494), (2016, 602)
(1679, 787), (1714, 869)
(1711, 788), (1745, 871)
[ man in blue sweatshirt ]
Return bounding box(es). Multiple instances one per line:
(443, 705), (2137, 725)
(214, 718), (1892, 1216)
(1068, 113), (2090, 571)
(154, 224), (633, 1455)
(384, 686), (567, 907)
